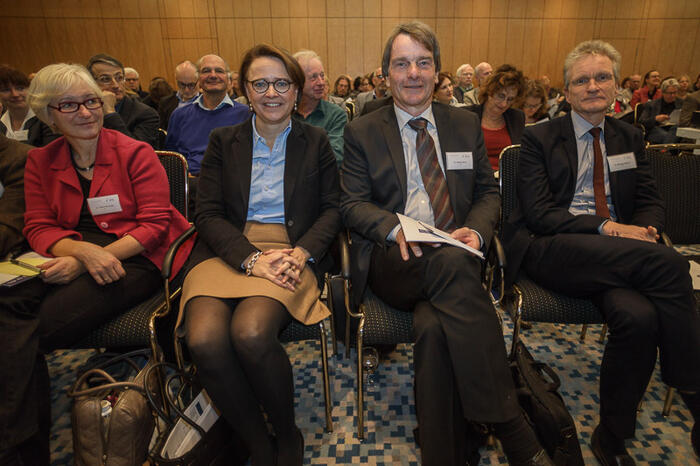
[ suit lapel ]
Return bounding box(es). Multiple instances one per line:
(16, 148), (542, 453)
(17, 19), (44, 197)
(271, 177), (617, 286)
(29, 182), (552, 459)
(232, 119), (253, 213)
(561, 114), (579, 185)
(602, 117), (623, 209)
(382, 107), (408, 205)
(49, 138), (82, 193)
(433, 103), (460, 210)
(89, 130), (114, 195)
(284, 122), (305, 214)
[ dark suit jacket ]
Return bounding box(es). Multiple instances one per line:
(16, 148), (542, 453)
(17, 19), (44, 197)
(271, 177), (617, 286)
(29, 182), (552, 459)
(464, 104), (526, 145)
(0, 116), (58, 147)
(360, 96), (393, 116)
(158, 93), (179, 129)
(680, 90), (700, 127)
(188, 119), (341, 282)
(103, 96), (160, 148)
(0, 134), (30, 256)
(502, 113), (665, 285)
(639, 97), (683, 134)
(340, 102), (500, 303)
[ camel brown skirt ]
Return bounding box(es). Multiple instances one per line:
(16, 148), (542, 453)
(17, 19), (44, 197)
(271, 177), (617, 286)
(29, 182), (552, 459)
(176, 223), (330, 332)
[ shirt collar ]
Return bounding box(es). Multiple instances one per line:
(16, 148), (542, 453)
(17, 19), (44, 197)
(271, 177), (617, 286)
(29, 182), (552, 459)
(571, 110), (605, 140)
(251, 114), (292, 145)
(1, 107), (35, 131)
(195, 93), (234, 111)
(394, 104), (436, 132)
(177, 91), (199, 103)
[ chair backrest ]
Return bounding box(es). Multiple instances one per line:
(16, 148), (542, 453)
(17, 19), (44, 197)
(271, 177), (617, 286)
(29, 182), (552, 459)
(156, 150), (189, 219)
(646, 148), (700, 244)
(498, 144), (521, 228)
(157, 128), (167, 150)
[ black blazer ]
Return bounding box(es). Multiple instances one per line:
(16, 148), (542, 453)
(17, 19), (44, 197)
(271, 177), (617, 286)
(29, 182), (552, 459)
(188, 118), (341, 282)
(464, 103), (526, 145)
(638, 98), (682, 134)
(360, 95), (393, 116)
(502, 113), (664, 285)
(340, 102), (500, 302)
(0, 115), (58, 147)
(158, 93), (179, 129)
(103, 96), (160, 148)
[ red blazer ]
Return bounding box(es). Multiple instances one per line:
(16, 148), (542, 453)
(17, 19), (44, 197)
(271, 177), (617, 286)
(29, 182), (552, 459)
(630, 86), (661, 108)
(23, 128), (193, 277)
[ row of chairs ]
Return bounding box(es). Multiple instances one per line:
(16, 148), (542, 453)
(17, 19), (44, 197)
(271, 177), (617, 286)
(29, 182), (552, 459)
(70, 143), (699, 442)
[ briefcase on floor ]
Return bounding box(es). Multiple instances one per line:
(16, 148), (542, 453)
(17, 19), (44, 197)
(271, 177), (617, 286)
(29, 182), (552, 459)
(510, 340), (584, 466)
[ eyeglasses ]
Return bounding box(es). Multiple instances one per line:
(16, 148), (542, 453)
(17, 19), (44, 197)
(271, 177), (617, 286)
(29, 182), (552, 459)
(48, 98), (104, 113)
(95, 73), (124, 85)
(247, 79), (292, 94)
(491, 92), (517, 104)
(523, 102), (543, 109)
(570, 72), (614, 88)
(177, 81), (197, 90)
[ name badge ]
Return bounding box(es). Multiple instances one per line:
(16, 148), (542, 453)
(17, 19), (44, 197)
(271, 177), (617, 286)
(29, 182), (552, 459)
(446, 151), (473, 170)
(607, 152), (637, 172)
(0, 180), (4, 198)
(87, 194), (123, 216)
(13, 130), (29, 141)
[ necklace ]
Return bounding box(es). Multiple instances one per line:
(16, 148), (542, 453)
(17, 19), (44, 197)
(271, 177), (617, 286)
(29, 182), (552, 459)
(70, 153), (95, 172)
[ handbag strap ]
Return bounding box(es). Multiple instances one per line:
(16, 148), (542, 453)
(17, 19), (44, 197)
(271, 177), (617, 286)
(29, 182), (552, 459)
(68, 367), (144, 397)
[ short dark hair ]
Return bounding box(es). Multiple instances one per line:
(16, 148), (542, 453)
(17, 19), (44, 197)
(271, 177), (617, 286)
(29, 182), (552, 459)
(86, 53), (124, 75)
(381, 21), (441, 78)
(0, 65), (30, 89)
(239, 44), (305, 105)
(433, 71), (454, 97)
(479, 64), (526, 104)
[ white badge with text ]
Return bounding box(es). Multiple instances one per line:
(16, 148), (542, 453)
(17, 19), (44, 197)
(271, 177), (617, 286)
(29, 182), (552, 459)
(607, 152), (637, 172)
(14, 130), (29, 141)
(87, 194), (123, 216)
(446, 151), (473, 170)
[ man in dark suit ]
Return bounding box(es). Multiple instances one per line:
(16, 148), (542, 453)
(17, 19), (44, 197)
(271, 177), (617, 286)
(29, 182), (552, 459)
(503, 40), (700, 465)
(341, 21), (551, 466)
(453, 63), (474, 103)
(158, 60), (200, 129)
(87, 54), (160, 148)
(638, 78), (682, 144)
(680, 89), (700, 128)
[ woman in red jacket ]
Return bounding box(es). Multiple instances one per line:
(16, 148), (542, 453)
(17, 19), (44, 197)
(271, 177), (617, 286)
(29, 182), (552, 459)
(0, 63), (193, 465)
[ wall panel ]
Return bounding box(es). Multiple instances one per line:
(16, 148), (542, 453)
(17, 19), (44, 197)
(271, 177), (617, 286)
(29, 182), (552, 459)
(0, 0), (698, 91)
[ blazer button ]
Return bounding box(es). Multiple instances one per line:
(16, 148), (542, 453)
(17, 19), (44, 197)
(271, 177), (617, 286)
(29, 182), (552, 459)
(100, 222), (109, 228)
(287, 220), (294, 227)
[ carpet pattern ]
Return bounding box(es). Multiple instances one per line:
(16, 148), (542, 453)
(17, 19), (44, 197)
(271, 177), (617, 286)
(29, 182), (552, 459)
(47, 314), (699, 465)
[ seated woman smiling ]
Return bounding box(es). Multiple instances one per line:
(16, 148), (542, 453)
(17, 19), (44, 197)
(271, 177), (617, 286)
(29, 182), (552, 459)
(178, 44), (340, 466)
(0, 63), (193, 465)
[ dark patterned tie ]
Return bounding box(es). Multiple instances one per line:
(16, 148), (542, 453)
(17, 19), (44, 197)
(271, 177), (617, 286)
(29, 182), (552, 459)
(407, 118), (455, 231)
(588, 127), (610, 218)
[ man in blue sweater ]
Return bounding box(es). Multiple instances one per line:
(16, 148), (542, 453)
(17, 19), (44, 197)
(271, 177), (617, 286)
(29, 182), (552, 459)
(165, 54), (250, 175)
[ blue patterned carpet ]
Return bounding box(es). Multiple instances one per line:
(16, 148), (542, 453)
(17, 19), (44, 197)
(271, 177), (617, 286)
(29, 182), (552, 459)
(47, 313), (699, 465)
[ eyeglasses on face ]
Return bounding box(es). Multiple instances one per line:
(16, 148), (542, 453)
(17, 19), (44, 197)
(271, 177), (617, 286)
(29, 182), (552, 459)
(48, 98), (104, 113)
(177, 81), (197, 90)
(491, 92), (517, 104)
(95, 73), (124, 85)
(523, 102), (543, 109)
(247, 79), (292, 94)
(569, 72), (614, 88)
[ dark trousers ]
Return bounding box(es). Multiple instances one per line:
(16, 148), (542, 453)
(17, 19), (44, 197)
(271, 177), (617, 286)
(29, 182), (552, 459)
(368, 243), (519, 466)
(0, 256), (160, 461)
(524, 233), (700, 438)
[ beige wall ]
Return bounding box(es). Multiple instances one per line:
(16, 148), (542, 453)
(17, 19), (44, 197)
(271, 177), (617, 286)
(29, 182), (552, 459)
(2, 0), (699, 90)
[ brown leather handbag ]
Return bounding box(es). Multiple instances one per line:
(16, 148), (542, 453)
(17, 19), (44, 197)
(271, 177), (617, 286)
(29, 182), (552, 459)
(68, 350), (160, 466)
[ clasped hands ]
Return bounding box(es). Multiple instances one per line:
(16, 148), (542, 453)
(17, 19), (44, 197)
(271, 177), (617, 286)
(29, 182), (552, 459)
(249, 247), (309, 291)
(396, 226), (480, 261)
(601, 221), (658, 242)
(39, 242), (125, 285)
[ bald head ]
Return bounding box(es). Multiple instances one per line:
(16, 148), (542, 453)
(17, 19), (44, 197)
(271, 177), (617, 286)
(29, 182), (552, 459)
(474, 62), (492, 85)
(174, 60), (198, 100)
(197, 54), (229, 97)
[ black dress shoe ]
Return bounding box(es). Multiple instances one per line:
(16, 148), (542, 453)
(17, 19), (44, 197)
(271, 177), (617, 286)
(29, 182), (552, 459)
(512, 449), (555, 465)
(591, 425), (636, 466)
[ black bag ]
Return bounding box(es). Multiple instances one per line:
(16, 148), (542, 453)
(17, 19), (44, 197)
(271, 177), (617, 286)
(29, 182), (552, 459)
(145, 362), (248, 466)
(509, 340), (584, 466)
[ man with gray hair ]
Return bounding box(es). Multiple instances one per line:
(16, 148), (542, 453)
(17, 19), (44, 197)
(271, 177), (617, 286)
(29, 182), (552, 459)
(87, 53), (160, 147)
(292, 50), (347, 164)
(462, 61), (493, 105)
(158, 60), (200, 128)
(453, 63), (474, 103)
(639, 77), (682, 143)
(503, 39), (700, 465)
(341, 21), (552, 466)
(124, 67), (148, 99)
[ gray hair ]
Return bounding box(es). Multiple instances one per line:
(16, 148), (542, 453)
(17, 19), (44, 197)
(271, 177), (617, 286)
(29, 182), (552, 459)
(292, 50), (322, 66)
(381, 21), (441, 77)
(86, 53), (124, 74)
(124, 67), (139, 78)
(28, 63), (103, 126)
(195, 54), (230, 79)
(456, 64), (473, 75)
(661, 78), (679, 92)
(474, 62), (491, 77)
(563, 40), (621, 89)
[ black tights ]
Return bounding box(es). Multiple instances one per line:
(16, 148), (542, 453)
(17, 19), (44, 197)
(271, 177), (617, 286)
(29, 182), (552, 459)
(185, 296), (301, 466)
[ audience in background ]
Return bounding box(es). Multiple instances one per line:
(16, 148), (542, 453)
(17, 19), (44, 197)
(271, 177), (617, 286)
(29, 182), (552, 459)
(158, 60), (199, 129)
(332, 74), (352, 99)
(142, 77), (174, 111)
(516, 80), (549, 125)
(292, 50), (347, 164)
(630, 69), (662, 107)
(87, 53), (160, 147)
(462, 61), (493, 105)
(639, 77), (682, 144)
(0, 65), (57, 147)
(677, 74), (690, 100)
(466, 64), (526, 172)
(355, 67), (389, 115)
(0, 133), (30, 257)
(433, 72), (464, 107)
(453, 63), (474, 103)
(124, 67), (148, 99)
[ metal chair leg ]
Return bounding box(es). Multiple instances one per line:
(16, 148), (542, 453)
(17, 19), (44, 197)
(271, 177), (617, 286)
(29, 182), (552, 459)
(663, 387), (675, 416)
(318, 320), (333, 431)
(599, 324), (608, 344)
(324, 275), (338, 357)
(580, 324), (588, 341)
(356, 313), (366, 440)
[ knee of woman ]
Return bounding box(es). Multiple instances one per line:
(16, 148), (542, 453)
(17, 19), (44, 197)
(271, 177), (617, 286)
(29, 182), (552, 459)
(185, 326), (229, 362)
(232, 325), (278, 359)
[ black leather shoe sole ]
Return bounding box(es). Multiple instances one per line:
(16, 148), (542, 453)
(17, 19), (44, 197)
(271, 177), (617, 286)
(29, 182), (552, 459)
(591, 425), (636, 466)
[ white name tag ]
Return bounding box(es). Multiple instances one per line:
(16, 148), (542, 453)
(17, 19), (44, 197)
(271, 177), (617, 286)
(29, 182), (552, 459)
(0, 180), (4, 198)
(607, 152), (637, 172)
(12, 130), (29, 141)
(87, 194), (123, 216)
(446, 151), (473, 170)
